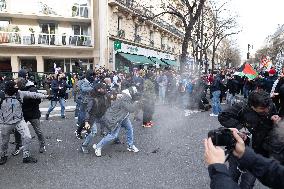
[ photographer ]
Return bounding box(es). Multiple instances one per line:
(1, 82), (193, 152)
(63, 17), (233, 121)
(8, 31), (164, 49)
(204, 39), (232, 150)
(218, 90), (279, 188)
(204, 129), (284, 189)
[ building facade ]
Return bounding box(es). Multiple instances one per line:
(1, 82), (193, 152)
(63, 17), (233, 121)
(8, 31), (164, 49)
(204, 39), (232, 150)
(0, 0), (99, 73)
(0, 0), (209, 74)
(105, 0), (184, 72)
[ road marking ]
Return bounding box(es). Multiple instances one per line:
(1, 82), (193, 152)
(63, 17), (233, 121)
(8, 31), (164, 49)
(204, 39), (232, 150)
(40, 106), (76, 112)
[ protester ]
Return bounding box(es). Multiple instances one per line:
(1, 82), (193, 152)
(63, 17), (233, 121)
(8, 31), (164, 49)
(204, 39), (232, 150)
(81, 83), (111, 154)
(45, 73), (72, 120)
(92, 86), (140, 157)
(0, 80), (49, 165)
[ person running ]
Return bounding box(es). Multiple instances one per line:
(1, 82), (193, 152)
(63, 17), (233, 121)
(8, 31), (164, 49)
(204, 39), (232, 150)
(80, 83), (111, 154)
(93, 86), (140, 157)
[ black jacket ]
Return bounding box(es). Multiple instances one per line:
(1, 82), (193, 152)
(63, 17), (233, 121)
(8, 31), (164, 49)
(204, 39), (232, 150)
(208, 147), (284, 189)
(218, 102), (277, 156)
(227, 79), (239, 96)
(85, 94), (111, 125)
(210, 75), (223, 93)
(22, 82), (41, 120)
(50, 79), (71, 100)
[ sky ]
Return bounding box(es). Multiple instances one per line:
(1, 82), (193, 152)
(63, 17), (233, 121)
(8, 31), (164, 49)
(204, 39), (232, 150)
(230, 0), (284, 60)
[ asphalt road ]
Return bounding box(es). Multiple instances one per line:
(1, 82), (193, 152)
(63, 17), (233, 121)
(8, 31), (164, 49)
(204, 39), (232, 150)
(0, 104), (267, 189)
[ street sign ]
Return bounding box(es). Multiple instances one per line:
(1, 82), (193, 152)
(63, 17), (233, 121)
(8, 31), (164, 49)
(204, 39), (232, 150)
(114, 40), (121, 50)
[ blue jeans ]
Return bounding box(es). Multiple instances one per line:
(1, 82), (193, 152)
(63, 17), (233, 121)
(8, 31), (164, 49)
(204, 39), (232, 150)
(96, 117), (134, 149)
(47, 98), (65, 117)
(212, 90), (222, 115)
(159, 86), (167, 104)
(78, 103), (87, 126)
(228, 156), (256, 189)
(82, 121), (98, 146)
(226, 93), (236, 106)
(74, 98), (81, 118)
(243, 87), (249, 99)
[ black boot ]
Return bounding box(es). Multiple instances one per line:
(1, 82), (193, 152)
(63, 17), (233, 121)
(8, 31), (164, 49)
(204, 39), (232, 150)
(45, 114), (49, 120)
(0, 156), (8, 165)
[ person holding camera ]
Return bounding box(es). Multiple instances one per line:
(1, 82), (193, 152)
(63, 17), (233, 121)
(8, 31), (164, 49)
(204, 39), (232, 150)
(218, 90), (280, 188)
(204, 129), (284, 189)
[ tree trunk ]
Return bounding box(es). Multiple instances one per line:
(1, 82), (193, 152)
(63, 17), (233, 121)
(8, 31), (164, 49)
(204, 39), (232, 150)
(212, 45), (216, 71)
(180, 30), (191, 73)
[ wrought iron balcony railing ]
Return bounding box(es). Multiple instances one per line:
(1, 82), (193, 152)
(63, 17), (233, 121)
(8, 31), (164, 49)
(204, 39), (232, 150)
(113, 0), (184, 38)
(0, 31), (92, 47)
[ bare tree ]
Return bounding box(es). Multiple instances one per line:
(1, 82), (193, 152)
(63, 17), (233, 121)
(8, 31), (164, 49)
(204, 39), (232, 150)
(207, 1), (240, 70)
(141, 0), (206, 72)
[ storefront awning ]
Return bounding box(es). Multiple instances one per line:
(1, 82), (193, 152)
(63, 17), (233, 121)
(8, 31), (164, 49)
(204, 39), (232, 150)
(150, 57), (167, 66)
(162, 59), (177, 66)
(118, 53), (154, 65)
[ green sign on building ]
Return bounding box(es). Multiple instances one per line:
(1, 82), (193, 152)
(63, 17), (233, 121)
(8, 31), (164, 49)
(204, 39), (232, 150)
(114, 40), (121, 50)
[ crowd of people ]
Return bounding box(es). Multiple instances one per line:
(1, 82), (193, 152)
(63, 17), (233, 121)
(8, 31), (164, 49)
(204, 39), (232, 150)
(204, 66), (284, 189)
(3, 63), (284, 189)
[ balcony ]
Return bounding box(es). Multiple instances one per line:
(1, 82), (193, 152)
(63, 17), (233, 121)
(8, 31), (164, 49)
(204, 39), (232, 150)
(0, 31), (92, 47)
(0, 0), (6, 12)
(117, 29), (125, 38)
(110, 0), (184, 38)
(0, 1), (90, 23)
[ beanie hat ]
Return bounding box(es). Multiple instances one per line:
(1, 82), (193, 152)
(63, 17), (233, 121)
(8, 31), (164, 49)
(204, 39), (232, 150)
(269, 69), (276, 75)
(18, 69), (28, 78)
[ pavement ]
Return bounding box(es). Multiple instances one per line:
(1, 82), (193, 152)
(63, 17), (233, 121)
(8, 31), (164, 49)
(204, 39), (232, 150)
(0, 100), (267, 189)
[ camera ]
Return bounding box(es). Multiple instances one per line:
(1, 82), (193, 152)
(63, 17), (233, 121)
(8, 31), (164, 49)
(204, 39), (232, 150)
(208, 127), (251, 149)
(208, 127), (236, 148)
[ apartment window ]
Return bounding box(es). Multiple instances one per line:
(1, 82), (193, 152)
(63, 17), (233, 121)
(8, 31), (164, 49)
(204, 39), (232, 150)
(0, 20), (9, 31)
(150, 31), (153, 41)
(134, 24), (139, 36)
(72, 25), (89, 36)
(39, 23), (57, 45)
(117, 16), (122, 31)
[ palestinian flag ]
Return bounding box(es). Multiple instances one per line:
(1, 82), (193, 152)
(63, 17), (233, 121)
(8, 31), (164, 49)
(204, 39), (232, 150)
(234, 63), (258, 80)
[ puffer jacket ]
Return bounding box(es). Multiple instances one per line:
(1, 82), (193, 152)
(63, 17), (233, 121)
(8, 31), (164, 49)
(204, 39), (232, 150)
(102, 92), (139, 131)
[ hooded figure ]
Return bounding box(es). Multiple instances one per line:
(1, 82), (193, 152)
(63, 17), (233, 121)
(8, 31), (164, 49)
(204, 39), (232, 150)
(93, 86), (140, 157)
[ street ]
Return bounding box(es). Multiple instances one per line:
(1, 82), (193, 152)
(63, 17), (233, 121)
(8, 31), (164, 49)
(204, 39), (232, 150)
(0, 101), (267, 189)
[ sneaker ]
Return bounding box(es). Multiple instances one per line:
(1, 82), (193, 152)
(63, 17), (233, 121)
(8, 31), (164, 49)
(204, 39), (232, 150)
(23, 156), (38, 163)
(143, 122), (152, 128)
(0, 156), (8, 165)
(39, 145), (46, 153)
(45, 114), (49, 120)
(74, 130), (83, 139)
(75, 117), (78, 120)
(12, 146), (23, 156)
(210, 113), (219, 117)
(81, 145), (89, 154)
(93, 144), (101, 157)
(61, 115), (66, 119)
(127, 145), (139, 153)
(149, 121), (154, 126)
